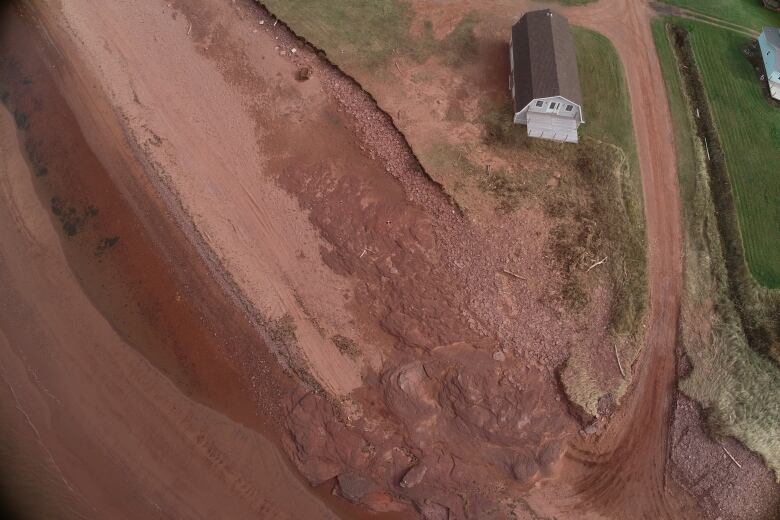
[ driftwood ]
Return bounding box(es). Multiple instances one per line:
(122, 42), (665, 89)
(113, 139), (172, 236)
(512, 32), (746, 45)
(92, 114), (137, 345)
(614, 344), (626, 379)
(501, 268), (526, 280)
(359, 247), (377, 259)
(586, 256), (608, 272)
(722, 446), (742, 469)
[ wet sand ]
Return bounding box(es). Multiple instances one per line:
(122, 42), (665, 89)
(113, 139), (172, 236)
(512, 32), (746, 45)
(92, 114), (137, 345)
(0, 6), (374, 518)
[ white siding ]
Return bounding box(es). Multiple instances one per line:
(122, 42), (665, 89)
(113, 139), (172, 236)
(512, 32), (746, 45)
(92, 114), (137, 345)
(513, 95), (583, 143)
(526, 112), (579, 143)
(771, 81), (780, 101)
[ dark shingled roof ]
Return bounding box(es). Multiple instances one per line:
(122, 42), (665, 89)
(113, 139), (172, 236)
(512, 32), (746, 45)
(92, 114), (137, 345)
(511, 9), (583, 112)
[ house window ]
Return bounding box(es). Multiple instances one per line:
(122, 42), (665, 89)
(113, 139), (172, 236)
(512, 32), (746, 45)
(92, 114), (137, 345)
(536, 100), (544, 108)
(549, 102), (558, 110)
(565, 104), (573, 112)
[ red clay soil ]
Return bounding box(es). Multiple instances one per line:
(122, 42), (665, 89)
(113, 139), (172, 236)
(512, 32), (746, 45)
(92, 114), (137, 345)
(2, 0), (574, 517)
(518, 1), (692, 517)
(0, 7), (359, 519)
(1, 0), (776, 518)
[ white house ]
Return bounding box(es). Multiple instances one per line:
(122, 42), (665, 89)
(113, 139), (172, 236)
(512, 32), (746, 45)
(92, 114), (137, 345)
(759, 27), (780, 101)
(509, 10), (584, 143)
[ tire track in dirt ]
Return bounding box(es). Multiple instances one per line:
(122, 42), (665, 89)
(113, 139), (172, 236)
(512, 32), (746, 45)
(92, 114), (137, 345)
(545, 1), (694, 517)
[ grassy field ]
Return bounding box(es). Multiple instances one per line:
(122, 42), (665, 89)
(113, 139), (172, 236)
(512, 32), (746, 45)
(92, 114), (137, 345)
(661, 0), (780, 30)
(260, 0), (415, 69)
(653, 19), (780, 481)
(258, 0), (477, 70)
(679, 21), (780, 287)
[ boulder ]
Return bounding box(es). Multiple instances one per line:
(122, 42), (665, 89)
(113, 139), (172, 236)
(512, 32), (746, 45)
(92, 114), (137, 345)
(336, 471), (379, 503)
(400, 463), (427, 488)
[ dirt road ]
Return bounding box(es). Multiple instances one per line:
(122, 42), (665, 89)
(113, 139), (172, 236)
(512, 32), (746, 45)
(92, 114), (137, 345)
(549, 1), (690, 517)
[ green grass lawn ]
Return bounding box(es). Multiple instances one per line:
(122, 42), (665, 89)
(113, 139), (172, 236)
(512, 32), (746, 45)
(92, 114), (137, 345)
(653, 18), (780, 482)
(574, 28), (639, 174)
(661, 0), (780, 30)
(260, 0), (416, 69)
(679, 20), (780, 287)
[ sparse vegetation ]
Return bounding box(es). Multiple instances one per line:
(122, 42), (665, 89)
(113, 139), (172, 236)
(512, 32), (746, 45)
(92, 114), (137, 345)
(555, 138), (645, 415)
(268, 312), (297, 344)
(423, 140), (531, 213)
(259, 0), (478, 71)
(480, 101), (529, 148)
(441, 13), (479, 67)
(50, 197), (99, 237)
(332, 334), (360, 358)
(653, 19), (780, 480)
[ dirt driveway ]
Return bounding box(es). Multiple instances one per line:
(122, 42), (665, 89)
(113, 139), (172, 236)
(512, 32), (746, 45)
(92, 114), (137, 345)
(528, 1), (688, 517)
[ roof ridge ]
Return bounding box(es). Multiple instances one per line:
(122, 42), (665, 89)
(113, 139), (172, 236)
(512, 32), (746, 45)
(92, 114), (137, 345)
(548, 12), (560, 96)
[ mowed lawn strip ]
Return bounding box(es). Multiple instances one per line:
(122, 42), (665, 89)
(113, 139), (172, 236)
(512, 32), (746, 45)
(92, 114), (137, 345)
(661, 0), (780, 30)
(682, 21), (780, 287)
(574, 28), (639, 175)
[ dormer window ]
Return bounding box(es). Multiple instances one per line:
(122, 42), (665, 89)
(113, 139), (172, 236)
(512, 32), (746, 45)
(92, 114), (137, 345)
(536, 100), (544, 108)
